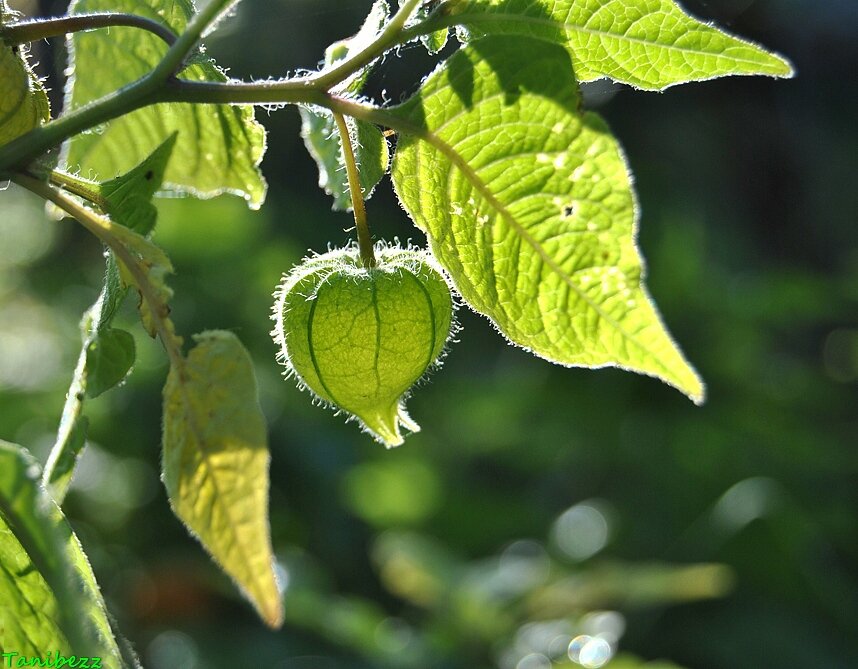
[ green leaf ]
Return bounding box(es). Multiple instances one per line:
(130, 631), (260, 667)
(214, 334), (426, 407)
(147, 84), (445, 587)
(413, 0), (449, 54)
(64, 0), (267, 207)
(84, 328), (136, 399)
(324, 0), (390, 93)
(301, 0), (390, 210)
(438, 0), (793, 90)
(300, 109), (389, 211)
(391, 37), (704, 402)
(162, 331), (282, 627)
(422, 27), (449, 55)
(45, 290), (132, 502)
(99, 132), (177, 235)
(0, 1), (50, 146)
(0, 441), (124, 664)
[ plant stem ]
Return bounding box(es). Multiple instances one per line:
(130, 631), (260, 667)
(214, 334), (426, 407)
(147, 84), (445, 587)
(306, 0), (423, 91)
(1, 13), (178, 47)
(49, 169), (107, 209)
(0, 0), (435, 174)
(158, 81), (426, 138)
(333, 112), (375, 268)
(10, 173), (185, 371)
(149, 0), (236, 79)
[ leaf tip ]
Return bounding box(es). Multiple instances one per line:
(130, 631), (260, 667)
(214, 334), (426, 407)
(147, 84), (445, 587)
(258, 583), (285, 629)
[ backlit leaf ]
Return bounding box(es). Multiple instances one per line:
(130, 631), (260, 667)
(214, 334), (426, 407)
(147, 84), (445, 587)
(391, 37), (704, 401)
(99, 132), (177, 235)
(84, 328), (136, 399)
(435, 0), (792, 90)
(162, 331), (282, 627)
(0, 0), (50, 146)
(64, 0), (267, 207)
(46, 140), (175, 501)
(0, 441), (124, 665)
(300, 109), (389, 211)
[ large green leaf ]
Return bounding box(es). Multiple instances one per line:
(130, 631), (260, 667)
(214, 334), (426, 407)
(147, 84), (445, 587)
(433, 0), (792, 90)
(391, 37), (704, 402)
(162, 331), (282, 627)
(0, 442), (124, 665)
(0, 1), (50, 146)
(63, 0), (267, 207)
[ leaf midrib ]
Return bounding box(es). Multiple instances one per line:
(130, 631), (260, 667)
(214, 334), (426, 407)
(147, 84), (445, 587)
(441, 9), (784, 71)
(171, 349), (272, 616)
(410, 125), (676, 378)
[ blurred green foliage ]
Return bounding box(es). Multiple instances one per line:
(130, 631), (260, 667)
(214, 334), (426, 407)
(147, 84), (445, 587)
(0, 0), (855, 667)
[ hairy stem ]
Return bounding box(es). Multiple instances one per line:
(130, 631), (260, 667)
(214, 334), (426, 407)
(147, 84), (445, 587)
(49, 170), (107, 209)
(149, 0), (235, 78)
(333, 112), (375, 268)
(306, 0), (423, 91)
(159, 81), (423, 137)
(10, 173), (185, 371)
(0, 0), (437, 174)
(1, 13), (178, 47)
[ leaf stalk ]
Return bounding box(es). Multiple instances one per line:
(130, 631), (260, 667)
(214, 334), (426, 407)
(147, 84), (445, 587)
(333, 112), (376, 268)
(10, 173), (185, 372)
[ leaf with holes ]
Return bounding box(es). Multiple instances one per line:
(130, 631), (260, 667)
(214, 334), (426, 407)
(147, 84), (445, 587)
(391, 36), (704, 402)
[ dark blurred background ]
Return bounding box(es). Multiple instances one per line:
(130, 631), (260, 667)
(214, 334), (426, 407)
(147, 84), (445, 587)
(1, 1), (856, 667)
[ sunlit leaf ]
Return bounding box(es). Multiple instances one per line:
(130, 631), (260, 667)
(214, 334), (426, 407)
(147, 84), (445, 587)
(0, 441), (125, 664)
(0, 1), (50, 146)
(162, 331), (282, 627)
(391, 37), (704, 401)
(438, 0), (793, 89)
(324, 0), (389, 93)
(64, 0), (267, 207)
(412, 0), (449, 54)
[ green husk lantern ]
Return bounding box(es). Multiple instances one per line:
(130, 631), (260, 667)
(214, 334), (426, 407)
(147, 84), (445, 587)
(273, 245), (454, 447)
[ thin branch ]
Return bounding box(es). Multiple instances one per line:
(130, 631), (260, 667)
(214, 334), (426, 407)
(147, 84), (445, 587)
(158, 80), (422, 137)
(1, 13), (178, 47)
(304, 0), (423, 91)
(10, 173), (185, 371)
(0, 0), (436, 173)
(149, 0), (236, 78)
